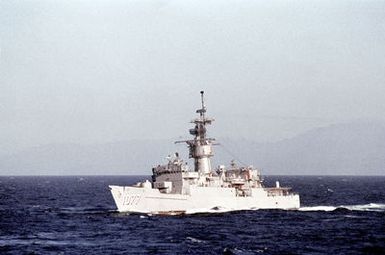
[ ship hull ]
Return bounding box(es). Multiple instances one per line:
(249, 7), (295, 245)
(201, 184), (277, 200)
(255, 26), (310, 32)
(109, 185), (300, 214)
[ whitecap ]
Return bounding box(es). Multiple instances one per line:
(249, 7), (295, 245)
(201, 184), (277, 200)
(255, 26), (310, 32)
(186, 236), (205, 243)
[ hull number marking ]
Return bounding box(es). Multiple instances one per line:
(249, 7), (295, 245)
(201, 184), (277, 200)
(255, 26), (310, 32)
(123, 195), (141, 205)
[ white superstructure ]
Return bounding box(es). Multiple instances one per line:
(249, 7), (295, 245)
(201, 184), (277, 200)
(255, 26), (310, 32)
(109, 91), (300, 214)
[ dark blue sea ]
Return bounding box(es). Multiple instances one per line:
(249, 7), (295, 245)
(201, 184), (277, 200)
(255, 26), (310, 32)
(1, 176), (384, 254)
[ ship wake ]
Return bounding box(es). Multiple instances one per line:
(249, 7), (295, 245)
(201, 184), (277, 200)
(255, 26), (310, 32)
(298, 203), (385, 212)
(182, 203), (385, 215)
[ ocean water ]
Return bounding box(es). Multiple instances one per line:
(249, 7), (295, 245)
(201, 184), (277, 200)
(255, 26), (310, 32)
(0, 176), (384, 254)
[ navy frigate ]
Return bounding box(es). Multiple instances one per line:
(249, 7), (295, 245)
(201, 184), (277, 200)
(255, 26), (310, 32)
(109, 91), (300, 214)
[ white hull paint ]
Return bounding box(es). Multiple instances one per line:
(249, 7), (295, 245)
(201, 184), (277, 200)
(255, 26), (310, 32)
(110, 185), (300, 214)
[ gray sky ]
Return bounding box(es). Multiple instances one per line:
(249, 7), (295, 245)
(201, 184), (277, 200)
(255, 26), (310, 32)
(1, 0), (385, 154)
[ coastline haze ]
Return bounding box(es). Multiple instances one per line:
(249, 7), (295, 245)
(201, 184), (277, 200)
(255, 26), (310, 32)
(1, 0), (385, 175)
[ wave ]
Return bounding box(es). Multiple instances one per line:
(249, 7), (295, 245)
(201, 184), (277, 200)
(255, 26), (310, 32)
(186, 236), (206, 243)
(298, 203), (385, 212)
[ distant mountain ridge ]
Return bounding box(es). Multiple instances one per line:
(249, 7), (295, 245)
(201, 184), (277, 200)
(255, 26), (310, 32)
(220, 121), (385, 175)
(1, 121), (384, 175)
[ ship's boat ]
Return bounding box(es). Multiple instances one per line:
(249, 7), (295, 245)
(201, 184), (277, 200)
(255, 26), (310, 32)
(109, 91), (300, 214)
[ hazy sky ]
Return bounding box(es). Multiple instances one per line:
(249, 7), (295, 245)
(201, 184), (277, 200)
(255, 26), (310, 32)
(1, 0), (385, 154)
